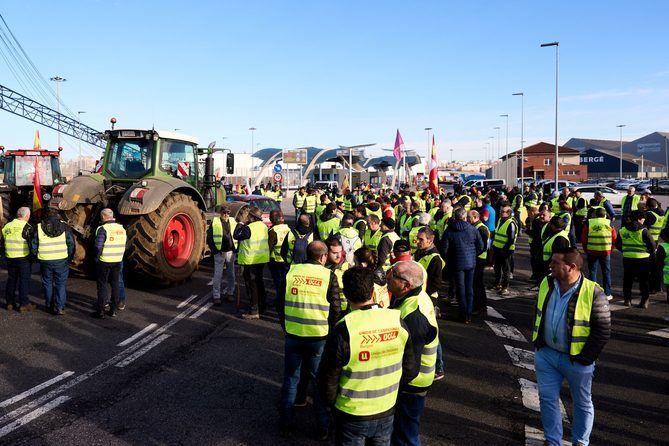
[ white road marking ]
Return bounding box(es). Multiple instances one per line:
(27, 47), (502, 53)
(177, 294), (199, 309)
(486, 306), (505, 319)
(524, 425), (570, 446)
(609, 303), (631, 311)
(117, 323), (158, 347)
(518, 378), (567, 421)
(648, 328), (669, 339)
(484, 320), (528, 343)
(0, 372), (74, 408)
(189, 302), (213, 319)
(504, 345), (535, 371)
(0, 395), (71, 438)
(115, 334), (171, 368)
(207, 280), (214, 286)
(0, 293), (211, 428)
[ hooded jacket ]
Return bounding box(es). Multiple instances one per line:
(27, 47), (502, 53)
(30, 216), (75, 263)
(440, 220), (484, 271)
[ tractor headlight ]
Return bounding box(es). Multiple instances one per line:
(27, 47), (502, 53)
(42, 193), (52, 201)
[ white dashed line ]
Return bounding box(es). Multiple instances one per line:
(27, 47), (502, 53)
(608, 303), (631, 312)
(177, 294), (199, 309)
(524, 425), (570, 446)
(0, 396), (71, 438)
(117, 323), (158, 347)
(647, 328), (669, 339)
(0, 371), (74, 408)
(486, 306), (505, 319)
(115, 334), (172, 368)
(518, 378), (567, 421)
(485, 320), (528, 343)
(207, 280), (214, 286)
(189, 302), (213, 319)
(504, 345), (535, 371)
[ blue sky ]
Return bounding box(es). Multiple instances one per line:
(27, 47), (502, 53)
(0, 0), (667, 162)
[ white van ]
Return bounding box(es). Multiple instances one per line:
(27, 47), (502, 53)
(463, 179), (506, 189)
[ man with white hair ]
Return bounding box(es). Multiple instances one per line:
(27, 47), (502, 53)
(2, 207), (35, 312)
(388, 261), (439, 445)
(93, 208), (127, 318)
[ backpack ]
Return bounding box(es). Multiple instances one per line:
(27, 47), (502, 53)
(292, 230), (311, 264)
(339, 229), (361, 266)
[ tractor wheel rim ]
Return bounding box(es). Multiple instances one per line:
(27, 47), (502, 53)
(163, 213), (195, 268)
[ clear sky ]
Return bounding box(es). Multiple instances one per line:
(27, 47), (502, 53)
(0, 0), (667, 162)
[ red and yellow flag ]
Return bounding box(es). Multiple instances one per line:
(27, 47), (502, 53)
(33, 130), (41, 150)
(32, 157), (43, 211)
(429, 135), (438, 194)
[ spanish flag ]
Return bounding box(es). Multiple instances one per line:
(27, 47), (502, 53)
(341, 174), (350, 193)
(33, 130), (41, 150)
(32, 157), (43, 211)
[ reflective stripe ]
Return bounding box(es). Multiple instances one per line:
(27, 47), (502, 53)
(284, 300), (330, 311)
(339, 382), (400, 399)
(283, 314), (329, 326)
(341, 361), (402, 380)
(419, 364), (435, 374)
(422, 345), (438, 355)
(571, 336), (589, 343)
(573, 319), (590, 327)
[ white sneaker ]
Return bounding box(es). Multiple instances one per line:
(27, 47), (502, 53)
(606, 295), (613, 301)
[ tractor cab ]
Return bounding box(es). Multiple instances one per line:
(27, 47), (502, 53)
(1, 148), (62, 188)
(102, 129), (198, 187)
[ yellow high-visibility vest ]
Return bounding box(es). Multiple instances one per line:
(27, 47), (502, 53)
(96, 222), (126, 263)
(237, 221), (269, 265)
(37, 225), (68, 261)
(284, 263), (332, 337)
(2, 219), (29, 259)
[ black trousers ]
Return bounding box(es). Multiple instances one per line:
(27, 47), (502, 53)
(96, 261), (121, 311)
(473, 258), (487, 311)
(493, 248), (513, 288)
(243, 264), (267, 313)
(529, 245), (543, 282)
(650, 261), (663, 293)
(622, 257), (649, 303)
(6, 258), (31, 307)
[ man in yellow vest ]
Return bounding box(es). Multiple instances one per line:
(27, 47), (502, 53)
(491, 205), (518, 296)
(377, 217), (399, 269)
(387, 261), (439, 445)
(581, 207), (616, 300)
(93, 208), (127, 318)
(532, 248), (610, 446)
(317, 266), (417, 444)
(620, 186), (640, 223)
(541, 216), (571, 280)
(301, 188), (319, 229)
(268, 210), (290, 310)
(468, 210), (490, 316)
(2, 207), (34, 312)
(293, 186), (307, 218)
(615, 210), (656, 308)
(234, 206), (270, 319)
(279, 241), (341, 438)
(208, 205), (237, 305)
(30, 208), (74, 316)
(363, 214), (382, 250)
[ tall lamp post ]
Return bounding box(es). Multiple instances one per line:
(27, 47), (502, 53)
(77, 111), (86, 174)
(540, 41), (559, 191)
(249, 127), (256, 172)
(500, 114), (509, 182)
(512, 92), (524, 187)
(50, 75), (67, 149)
(489, 136), (494, 164)
(424, 127), (432, 179)
(617, 124), (626, 179)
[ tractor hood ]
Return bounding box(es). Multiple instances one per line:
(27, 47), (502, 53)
(49, 174), (106, 211)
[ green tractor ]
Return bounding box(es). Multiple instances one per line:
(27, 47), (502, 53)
(49, 128), (232, 284)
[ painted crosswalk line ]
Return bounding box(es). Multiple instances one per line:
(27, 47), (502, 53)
(518, 378), (567, 421)
(504, 345), (535, 371)
(485, 320), (528, 343)
(647, 328), (669, 339)
(486, 306), (505, 319)
(524, 425), (570, 446)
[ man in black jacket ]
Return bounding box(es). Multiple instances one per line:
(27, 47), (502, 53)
(616, 210), (656, 308)
(532, 248), (610, 446)
(317, 267), (416, 444)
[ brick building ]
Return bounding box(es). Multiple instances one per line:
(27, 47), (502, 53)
(497, 142), (588, 182)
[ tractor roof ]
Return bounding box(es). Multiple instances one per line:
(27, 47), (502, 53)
(154, 129), (199, 146)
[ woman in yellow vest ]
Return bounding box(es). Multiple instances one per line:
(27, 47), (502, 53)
(615, 210), (655, 308)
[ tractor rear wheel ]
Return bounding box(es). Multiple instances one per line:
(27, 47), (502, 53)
(125, 192), (206, 284)
(64, 204), (95, 275)
(0, 193), (11, 225)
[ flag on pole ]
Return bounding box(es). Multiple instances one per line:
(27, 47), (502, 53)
(32, 158), (43, 211)
(429, 135), (438, 194)
(33, 130), (41, 150)
(393, 129), (404, 161)
(341, 174), (350, 193)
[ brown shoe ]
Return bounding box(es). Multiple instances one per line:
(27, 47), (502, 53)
(241, 311), (260, 320)
(18, 303), (35, 313)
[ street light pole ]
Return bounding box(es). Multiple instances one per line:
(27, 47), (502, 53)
(50, 76), (67, 149)
(617, 124), (626, 179)
(513, 92), (524, 187)
(540, 41), (559, 192)
(77, 111), (86, 174)
(489, 136), (494, 164)
(424, 127), (432, 182)
(494, 127), (501, 159)
(500, 114), (509, 182)
(249, 127), (256, 172)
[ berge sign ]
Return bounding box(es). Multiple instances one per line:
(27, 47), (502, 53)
(580, 156), (604, 163)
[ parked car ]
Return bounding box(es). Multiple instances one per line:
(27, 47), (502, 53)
(613, 179), (637, 190)
(463, 178), (506, 189)
(653, 180), (669, 194)
(226, 194), (280, 227)
(571, 185), (623, 207)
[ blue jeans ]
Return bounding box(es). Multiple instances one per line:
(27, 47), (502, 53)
(535, 347), (595, 446)
(5, 258), (31, 306)
(336, 414), (394, 446)
(453, 268), (475, 319)
(280, 337), (329, 429)
(40, 260), (69, 311)
(119, 262), (126, 302)
(391, 392), (425, 446)
(587, 255), (611, 296)
(435, 342), (444, 374)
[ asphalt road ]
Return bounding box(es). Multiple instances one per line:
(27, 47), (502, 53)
(0, 211), (667, 445)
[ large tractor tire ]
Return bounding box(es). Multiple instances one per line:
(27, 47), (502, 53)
(0, 193), (12, 225)
(64, 204), (95, 276)
(125, 192), (206, 285)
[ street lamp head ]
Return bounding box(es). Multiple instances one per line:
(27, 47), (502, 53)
(424, 127), (432, 131)
(249, 127), (256, 131)
(540, 41), (559, 47)
(616, 124), (626, 128)
(50, 76), (67, 82)
(512, 92), (524, 96)
(494, 126), (500, 130)
(500, 114), (508, 118)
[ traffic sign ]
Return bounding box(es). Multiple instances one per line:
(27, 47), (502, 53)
(273, 163), (282, 173)
(273, 173), (283, 183)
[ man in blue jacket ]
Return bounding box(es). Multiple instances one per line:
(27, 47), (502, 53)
(440, 207), (485, 323)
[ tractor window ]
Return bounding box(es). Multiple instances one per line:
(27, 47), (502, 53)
(106, 139), (153, 179)
(14, 156), (54, 186)
(160, 140), (195, 179)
